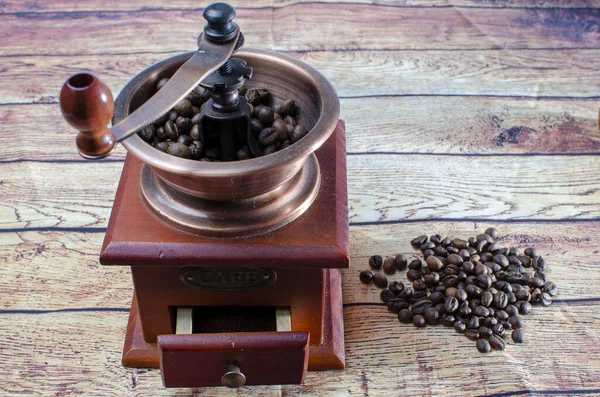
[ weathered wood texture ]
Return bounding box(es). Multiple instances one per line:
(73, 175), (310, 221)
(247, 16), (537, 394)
(1, 154), (599, 231)
(4, 49), (600, 105)
(1, 305), (598, 396)
(2, 6), (600, 56)
(2, 0), (600, 396)
(1, 0), (596, 13)
(2, 98), (599, 162)
(1, 222), (598, 310)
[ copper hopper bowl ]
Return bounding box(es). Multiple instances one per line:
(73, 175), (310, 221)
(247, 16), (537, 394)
(112, 49), (340, 237)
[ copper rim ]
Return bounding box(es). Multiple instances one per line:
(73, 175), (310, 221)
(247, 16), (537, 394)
(115, 49), (340, 179)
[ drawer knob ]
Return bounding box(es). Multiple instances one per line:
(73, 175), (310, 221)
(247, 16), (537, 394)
(221, 364), (246, 388)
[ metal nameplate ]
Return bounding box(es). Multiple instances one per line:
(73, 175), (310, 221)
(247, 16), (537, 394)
(180, 267), (277, 292)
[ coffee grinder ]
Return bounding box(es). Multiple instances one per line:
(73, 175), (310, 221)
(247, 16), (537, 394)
(59, 3), (348, 388)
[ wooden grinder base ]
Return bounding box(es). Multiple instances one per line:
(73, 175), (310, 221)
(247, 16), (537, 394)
(100, 121), (349, 386)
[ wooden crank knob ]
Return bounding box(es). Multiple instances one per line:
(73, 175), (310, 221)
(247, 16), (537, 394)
(60, 73), (116, 159)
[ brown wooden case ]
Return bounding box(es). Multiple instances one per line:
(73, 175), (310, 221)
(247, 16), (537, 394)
(100, 121), (349, 387)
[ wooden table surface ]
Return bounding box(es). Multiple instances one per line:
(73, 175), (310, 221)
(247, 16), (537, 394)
(1, 1), (600, 396)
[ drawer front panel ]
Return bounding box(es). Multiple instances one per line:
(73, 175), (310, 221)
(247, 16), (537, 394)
(158, 331), (309, 388)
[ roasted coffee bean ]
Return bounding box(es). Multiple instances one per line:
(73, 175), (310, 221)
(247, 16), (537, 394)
(429, 291), (445, 305)
(483, 317), (497, 328)
(487, 241), (500, 253)
(519, 255), (532, 267)
(395, 254), (408, 271)
(177, 134), (193, 146)
(527, 277), (544, 288)
(411, 291), (429, 304)
(481, 291), (493, 307)
(516, 289), (531, 302)
(462, 261), (475, 274)
(465, 329), (480, 341)
(484, 227), (498, 239)
(412, 299), (432, 314)
(508, 315), (524, 329)
(454, 321), (467, 333)
(409, 259), (423, 270)
(411, 235), (428, 247)
(524, 247), (538, 257)
(175, 116), (193, 134)
(489, 334), (506, 351)
(479, 326), (493, 339)
(388, 299), (410, 313)
(383, 256), (396, 274)
(413, 279), (428, 291)
(398, 309), (414, 323)
(445, 287), (458, 298)
(444, 297), (459, 313)
(447, 254), (463, 265)
(380, 289), (395, 303)
(389, 281), (404, 295)
(493, 254), (509, 268)
(245, 88), (269, 105)
(165, 120), (179, 140)
(433, 246), (448, 257)
(511, 329), (525, 343)
(429, 234), (441, 245)
(373, 273), (388, 289)
(155, 141), (169, 152)
(505, 304), (518, 317)
(476, 274), (492, 289)
(473, 306), (490, 317)
(407, 269), (422, 282)
(493, 291), (508, 309)
(421, 242), (436, 251)
(447, 246), (459, 254)
(539, 292), (552, 307)
(139, 124), (156, 142)
(369, 255), (383, 270)
(455, 289), (468, 302)
(236, 145), (250, 160)
(534, 256), (547, 271)
(283, 115), (296, 126)
(258, 127), (279, 147)
(535, 271), (547, 283)
(458, 301), (472, 317)
(424, 273), (440, 285)
(271, 119), (289, 141)
(173, 98), (194, 118)
(466, 284), (482, 298)
(452, 238), (468, 249)
(477, 240), (489, 253)
(291, 124), (308, 143)
(167, 142), (192, 159)
(476, 339), (492, 353)
(543, 281), (558, 296)
(424, 308), (440, 325)
(398, 287), (413, 300)
(255, 106), (275, 125)
(190, 124), (202, 141)
(492, 323), (505, 337)
(496, 310), (509, 321)
(467, 316), (480, 329)
(413, 314), (427, 327)
(518, 301), (532, 315)
(506, 292), (517, 304)
(443, 276), (459, 288)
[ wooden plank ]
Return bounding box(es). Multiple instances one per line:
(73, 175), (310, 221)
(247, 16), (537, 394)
(0, 306), (598, 396)
(2, 6), (600, 57)
(1, 155), (599, 230)
(3, 49), (600, 105)
(2, 97), (598, 162)
(1, 0), (595, 13)
(0, 222), (598, 311)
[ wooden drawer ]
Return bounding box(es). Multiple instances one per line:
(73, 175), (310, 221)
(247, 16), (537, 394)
(157, 307), (309, 388)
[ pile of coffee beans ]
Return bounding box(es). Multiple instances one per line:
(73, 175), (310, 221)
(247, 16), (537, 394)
(359, 228), (558, 353)
(138, 79), (308, 161)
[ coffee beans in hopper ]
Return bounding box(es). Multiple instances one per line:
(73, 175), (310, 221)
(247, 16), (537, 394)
(358, 228), (559, 353)
(138, 82), (309, 161)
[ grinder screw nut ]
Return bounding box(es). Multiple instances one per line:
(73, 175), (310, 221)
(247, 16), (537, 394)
(203, 3), (238, 42)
